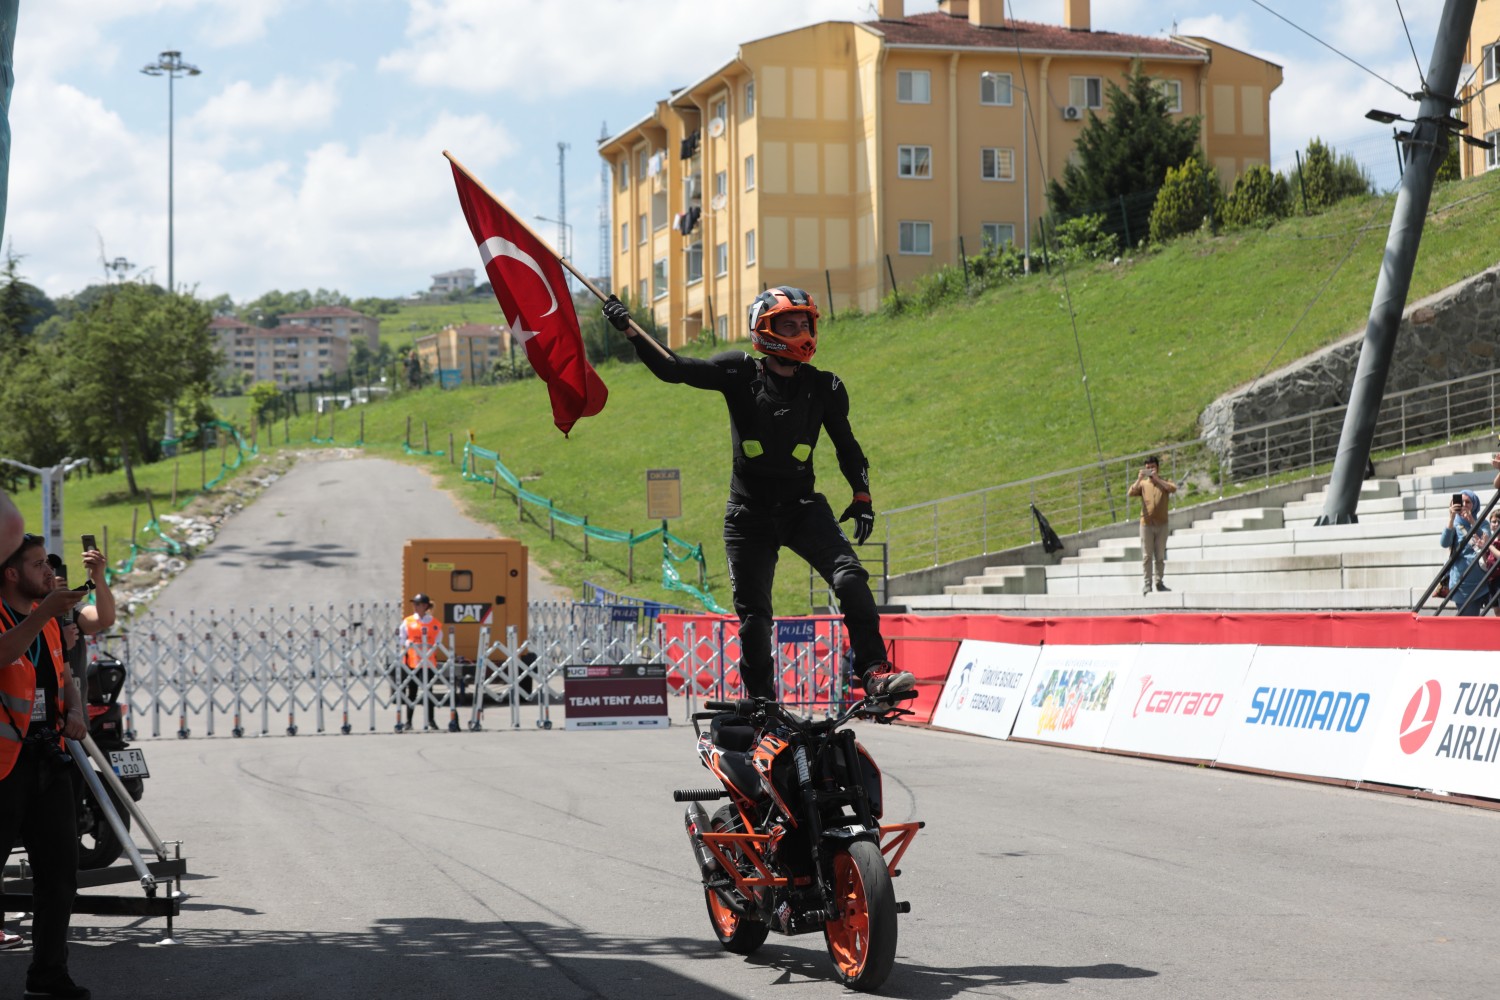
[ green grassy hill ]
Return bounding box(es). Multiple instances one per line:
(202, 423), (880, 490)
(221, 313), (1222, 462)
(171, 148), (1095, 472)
(18, 169), (1500, 616)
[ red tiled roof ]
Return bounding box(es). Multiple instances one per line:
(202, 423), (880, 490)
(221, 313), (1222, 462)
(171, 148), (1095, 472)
(281, 306), (368, 318)
(209, 316), (250, 328)
(446, 323), (504, 338)
(864, 12), (1202, 59)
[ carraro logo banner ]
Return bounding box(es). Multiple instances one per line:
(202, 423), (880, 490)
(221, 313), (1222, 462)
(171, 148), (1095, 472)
(1100, 645), (1256, 761)
(1010, 644), (1134, 749)
(928, 640), (1042, 740)
(1360, 650), (1500, 799)
(1214, 646), (1398, 780)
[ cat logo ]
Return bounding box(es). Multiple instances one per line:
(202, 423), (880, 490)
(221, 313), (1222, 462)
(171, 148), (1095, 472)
(444, 603), (492, 625)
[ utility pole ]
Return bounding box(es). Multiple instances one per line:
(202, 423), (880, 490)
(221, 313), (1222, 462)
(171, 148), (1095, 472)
(1317, 0), (1479, 524)
(598, 121), (611, 294)
(556, 141), (571, 291)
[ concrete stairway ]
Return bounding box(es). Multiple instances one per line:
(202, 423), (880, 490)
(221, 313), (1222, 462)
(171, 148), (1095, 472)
(902, 450), (1497, 614)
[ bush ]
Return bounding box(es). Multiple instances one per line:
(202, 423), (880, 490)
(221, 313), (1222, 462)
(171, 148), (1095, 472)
(1149, 157), (1219, 243)
(1050, 213), (1120, 264)
(1297, 138), (1372, 210)
(1222, 164), (1291, 228)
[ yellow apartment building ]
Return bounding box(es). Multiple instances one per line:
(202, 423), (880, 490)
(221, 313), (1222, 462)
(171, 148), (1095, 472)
(414, 323), (512, 387)
(598, 0), (1282, 348)
(1459, 6), (1500, 177)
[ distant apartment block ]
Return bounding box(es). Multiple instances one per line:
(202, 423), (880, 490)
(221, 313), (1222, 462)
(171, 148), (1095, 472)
(598, 0), (1282, 346)
(279, 306), (381, 352)
(431, 268), (477, 295)
(1461, 10), (1500, 178)
(414, 323), (512, 387)
(215, 319), (351, 391)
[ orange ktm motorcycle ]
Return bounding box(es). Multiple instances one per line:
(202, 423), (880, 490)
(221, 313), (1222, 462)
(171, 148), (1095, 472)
(674, 695), (923, 992)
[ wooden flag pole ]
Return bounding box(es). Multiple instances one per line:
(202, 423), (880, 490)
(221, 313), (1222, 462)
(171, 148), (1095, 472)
(443, 150), (671, 361)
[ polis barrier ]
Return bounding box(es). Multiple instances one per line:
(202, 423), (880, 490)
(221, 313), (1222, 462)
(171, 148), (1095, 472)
(107, 604), (852, 738)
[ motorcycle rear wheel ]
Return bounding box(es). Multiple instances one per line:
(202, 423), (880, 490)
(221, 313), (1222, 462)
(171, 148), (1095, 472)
(77, 774), (130, 870)
(703, 804), (769, 955)
(823, 839), (897, 992)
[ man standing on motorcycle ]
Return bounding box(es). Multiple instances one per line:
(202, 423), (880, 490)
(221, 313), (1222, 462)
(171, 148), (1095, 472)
(603, 287), (913, 704)
(0, 534), (114, 1000)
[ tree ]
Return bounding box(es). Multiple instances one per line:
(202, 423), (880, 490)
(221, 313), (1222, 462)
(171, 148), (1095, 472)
(0, 249), (54, 352)
(1296, 138), (1373, 210)
(54, 284), (216, 496)
(247, 381), (282, 422)
(1048, 61), (1202, 246)
(1149, 158), (1220, 243)
(1221, 164), (1291, 228)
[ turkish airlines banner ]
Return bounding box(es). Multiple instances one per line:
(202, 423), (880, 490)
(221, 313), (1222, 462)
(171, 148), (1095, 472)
(928, 641), (1041, 740)
(1361, 650), (1500, 800)
(1215, 646), (1402, 780)
(1010, 644), (1135, 749)
(1101, 646), (1256, 761)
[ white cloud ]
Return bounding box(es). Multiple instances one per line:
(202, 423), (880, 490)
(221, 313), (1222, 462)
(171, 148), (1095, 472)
(1175, 14), (1257, 54)
(379, 0), (883, 98)
(190, 70), (345, 134)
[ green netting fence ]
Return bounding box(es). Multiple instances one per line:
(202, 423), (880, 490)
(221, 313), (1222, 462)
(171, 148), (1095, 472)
(460, 440), (730, 615)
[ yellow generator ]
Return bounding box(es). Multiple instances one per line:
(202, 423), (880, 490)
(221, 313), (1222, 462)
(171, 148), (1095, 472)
(402, 538), (529, 665)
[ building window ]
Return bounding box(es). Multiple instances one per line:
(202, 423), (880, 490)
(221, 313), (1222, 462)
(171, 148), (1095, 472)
(744, 154), (756, 190)
(638, 212), (647, 244)
(897, 145), (933, 179)
(897, 69), (931, 104)
(652, 189), (668, 231)
(744, 80), (756, 117)
(981, 222), (1016, 248)
(745, 229), (756, 265)
(621, 222), (629, 251)
(713, 97), (727, 123)
(637, 146), (648, 180)
(686, 242), (703, 284)
(980, 72), (1012, 106)
(980, 147), (1015, 181)
(653, 258), (668, 300)
(617, 159), (629, 191)
(898, 221), (932, 255)
(715, 241), (728, 276)
(1486, 43), (1500, 84)
(1486, 131), (1500, 170)
(715, 170), (727, 198)
(1156, 79), (1183, 113)
(717, 315), (729, 341)
(639, 278), (648, 305)
(1069, 76), (1103, 109)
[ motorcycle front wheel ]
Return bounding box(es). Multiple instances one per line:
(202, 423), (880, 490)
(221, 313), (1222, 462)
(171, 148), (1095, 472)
(703, 804), (769, 955)
(76, 774), (130, 870)
(823, 839), (897, 992)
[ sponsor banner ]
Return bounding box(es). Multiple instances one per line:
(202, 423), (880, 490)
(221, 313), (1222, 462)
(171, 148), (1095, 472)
(1011, 644), (1134, 748)
(1361, 650), (1500, 799)
(928, 641), (1042, 740)
(1215, 646), (1400, 780)
(1102, 646), (1256, 761)
(563, 663), (670, 731)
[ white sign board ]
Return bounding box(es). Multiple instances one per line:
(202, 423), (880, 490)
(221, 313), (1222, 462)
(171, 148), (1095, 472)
(1102, 645), (1257, 761)
(1011, 644), (1135, 749)
(929, 641), (1041, 740)
(1214, 646), (1398, 780)
(1360, 649), (1500, 800)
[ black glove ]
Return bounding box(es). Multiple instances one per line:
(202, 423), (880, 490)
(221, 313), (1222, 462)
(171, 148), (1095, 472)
(839, 496), (875, 545)
(602, 294), (632, 332)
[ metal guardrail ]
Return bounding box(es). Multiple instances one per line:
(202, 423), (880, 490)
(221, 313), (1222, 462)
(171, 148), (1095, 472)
(881, 366), (1500, 576)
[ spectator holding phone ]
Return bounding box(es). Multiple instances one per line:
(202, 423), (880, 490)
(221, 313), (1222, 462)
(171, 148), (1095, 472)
(1128, 455), (1178, 596)
(1439, 490), (1488, 615)
(0, 534), (114, 1000)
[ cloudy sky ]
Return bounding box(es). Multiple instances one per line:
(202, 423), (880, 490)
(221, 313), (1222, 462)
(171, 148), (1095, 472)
(6, 0), (1456, 304)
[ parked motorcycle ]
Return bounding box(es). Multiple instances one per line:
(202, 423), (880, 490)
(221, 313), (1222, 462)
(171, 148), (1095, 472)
(75, 648), (148, 869)
(674, 694), (923, 992)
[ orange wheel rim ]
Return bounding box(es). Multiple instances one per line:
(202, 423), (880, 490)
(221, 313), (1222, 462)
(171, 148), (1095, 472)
(825, 852), (870, 976)
(707, 888), (740, 937)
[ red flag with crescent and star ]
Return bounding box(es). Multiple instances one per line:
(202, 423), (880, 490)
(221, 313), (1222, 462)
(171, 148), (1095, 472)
(447, 155), (607, 435)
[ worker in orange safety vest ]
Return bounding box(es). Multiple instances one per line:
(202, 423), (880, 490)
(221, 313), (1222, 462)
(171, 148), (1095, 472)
(399, 593), (441, 730)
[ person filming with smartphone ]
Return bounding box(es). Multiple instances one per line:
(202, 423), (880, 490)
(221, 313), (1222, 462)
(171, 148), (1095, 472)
(0, 533), (115, 1000)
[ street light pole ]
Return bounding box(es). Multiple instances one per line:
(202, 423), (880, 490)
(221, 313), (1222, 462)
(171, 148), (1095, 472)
(141, 50), (201, 294)
(536, 214), (576, 292)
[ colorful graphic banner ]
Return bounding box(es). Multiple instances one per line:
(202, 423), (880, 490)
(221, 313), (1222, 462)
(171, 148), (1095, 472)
(929, 641), (1042, 740)
(1011, 644), (1135, 748)
(1101, 645), (1256, 761)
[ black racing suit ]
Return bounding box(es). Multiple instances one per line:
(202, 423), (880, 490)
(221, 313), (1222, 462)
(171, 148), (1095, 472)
(631, 336), (885, 700)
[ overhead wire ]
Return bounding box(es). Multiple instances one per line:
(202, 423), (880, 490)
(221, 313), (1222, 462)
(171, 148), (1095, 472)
(1246, 0), (1414, 99)
(1393, 0), (1428, 89)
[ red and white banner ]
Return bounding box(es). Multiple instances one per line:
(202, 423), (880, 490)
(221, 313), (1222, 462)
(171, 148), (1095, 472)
(1361, 650), (1500, 800)
(928, 641), (1040, 740)
(1101, 646), (1255, 761)
(1010, 644), (1135, 749)
(1214, 646), (1399, 780)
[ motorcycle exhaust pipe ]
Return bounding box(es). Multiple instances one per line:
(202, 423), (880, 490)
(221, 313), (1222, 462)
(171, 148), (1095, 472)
(683, 801), (723, 881)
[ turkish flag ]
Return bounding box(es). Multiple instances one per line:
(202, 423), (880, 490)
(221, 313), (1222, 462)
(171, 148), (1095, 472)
(447, 154), (607, 435)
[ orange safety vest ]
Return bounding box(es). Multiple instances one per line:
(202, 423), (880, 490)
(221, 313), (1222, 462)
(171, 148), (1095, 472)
(0, 604), (66, 781)
(402, 613), (441, 670)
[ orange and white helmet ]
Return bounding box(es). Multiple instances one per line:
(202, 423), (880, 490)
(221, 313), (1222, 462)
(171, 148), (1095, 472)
(747, 286), (819, 363)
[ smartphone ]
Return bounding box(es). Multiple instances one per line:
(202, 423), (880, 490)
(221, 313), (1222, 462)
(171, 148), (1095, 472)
(1452, 493), (1464, 506)
(81, 534), (98, 553)
(72, 580), (95, 593)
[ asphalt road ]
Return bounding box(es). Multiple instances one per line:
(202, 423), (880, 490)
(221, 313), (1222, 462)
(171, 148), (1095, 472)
(146, 453), (569, 615)
(14, 721), (1499, 1000)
